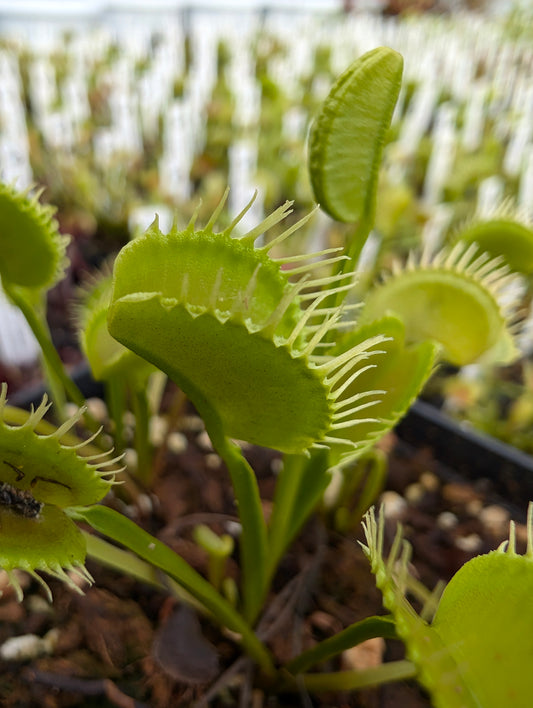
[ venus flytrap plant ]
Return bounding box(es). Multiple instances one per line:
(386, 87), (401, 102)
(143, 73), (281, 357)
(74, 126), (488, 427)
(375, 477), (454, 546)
(106, 190), (392, 623)
(0, 43), (530, 705)
(0, 383), (276, 675)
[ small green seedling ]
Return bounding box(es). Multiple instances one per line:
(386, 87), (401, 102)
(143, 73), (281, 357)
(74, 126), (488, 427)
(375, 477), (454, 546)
(0, 45), (528, 705)
(193, 524), (235, 594)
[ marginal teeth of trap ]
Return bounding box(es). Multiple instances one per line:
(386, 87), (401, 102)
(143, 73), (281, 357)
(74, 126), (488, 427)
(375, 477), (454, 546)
(20, 395), (53, 430)
(272, 245), (344, 264)
(323, 435), (361, 449)
(300, 310), (343, 356)
(464, 252), (491, 275)
(66, 426), (104, 450)
(303, 270), (355, 291)
(455, 242), (479, 270)
(309, 303), (362, 318)
(284, 253), (349, 276)
(47, 407), (87, 439)
(285, 289), (338, 349)
(254, 204), (318, 252)
(321, 335), (389, 376)
(240, 199), (295, 246)
(299, 280), (355, 302)
(331, 363), (380, 399)
(204, 186), (230, 232)
(225, 188), (258, 234)
(332, 398), (381, 422)
(330, 417), (379, 430)
(82, 448), (116, 462)
(332, 389), (386, 411)
(261, 278), (309, 337)
(90, 452), (124, 469)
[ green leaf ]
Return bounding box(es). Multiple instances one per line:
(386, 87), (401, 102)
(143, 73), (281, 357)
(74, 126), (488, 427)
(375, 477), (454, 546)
(360, 507), (478, 708)
(0, 385), (116, 507)
(308, 47), (403, 230)
(286, 615), (397, 675)
(76, 271), (153, 382)
(0, 183), (69, 290)
(327, 316), (437, 465)
(76, 504), (275, 676)
(108, 197), (388, 461)
(0, 503), (90, 602)
(457, 216), (533, 275)
(361, 244), (520, 366)
(432, 547), (533, 707)
(267, 449), (331, 584)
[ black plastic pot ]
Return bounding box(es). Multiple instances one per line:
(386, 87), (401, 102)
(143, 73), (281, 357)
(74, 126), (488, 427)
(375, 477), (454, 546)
(398, 400), (533, 513)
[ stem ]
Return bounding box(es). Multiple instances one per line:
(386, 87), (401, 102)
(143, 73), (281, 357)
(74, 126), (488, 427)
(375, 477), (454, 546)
(76, 504), (275, 677)
(84, 531), (163, 589)
(41, 355), (67, 419)
(334, 213), (373, 310)
(266, 450), (331, 588)
(84, 530), (223, 613)
(137, 370), (269, 627)
(4, 284), (87, 409)
(105, 376), (127, 454)
(281, 660), (417, 693)
(208, 430), (269, 626)
(131, 383), (152, 486)
(335, 448), (387, 534)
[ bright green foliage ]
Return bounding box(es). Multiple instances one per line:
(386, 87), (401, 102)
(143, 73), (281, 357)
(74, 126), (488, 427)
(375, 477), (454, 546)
(76, 270), (153, 382)
(328, 316), (437, 465)
(0, 504), (90, 601)
(0, 183), (69, 290)
(308, 47), (403, 226)
(361, 506), (533, 708)
(360, 243), (519, 366)
(108, 193), (389, 461)
(0, 384), (119, 600)
(456, 210), (533, 275)
(0, 38), (530, 706)
(433, 547), (533, 707)
(0, 384), (117, 507)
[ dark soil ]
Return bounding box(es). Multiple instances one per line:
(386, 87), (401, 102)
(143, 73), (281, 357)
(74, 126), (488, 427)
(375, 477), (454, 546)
(0, 405), (526, 708)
